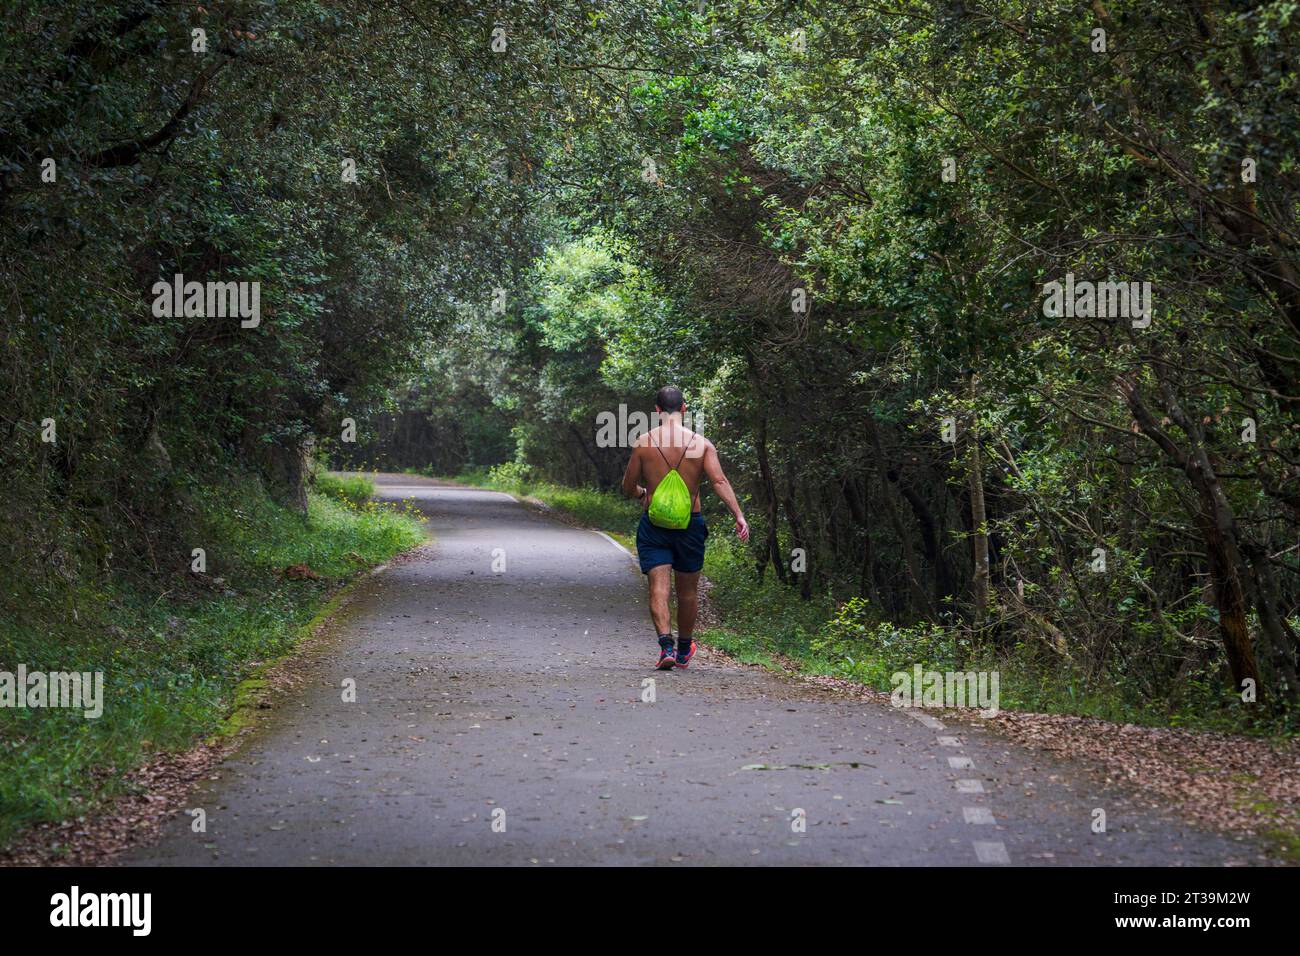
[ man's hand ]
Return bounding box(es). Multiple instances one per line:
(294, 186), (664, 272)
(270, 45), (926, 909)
(734, 513), (750, 542)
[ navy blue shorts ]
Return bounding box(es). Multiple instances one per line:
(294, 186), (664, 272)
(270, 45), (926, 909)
(636, 511), (708, 574)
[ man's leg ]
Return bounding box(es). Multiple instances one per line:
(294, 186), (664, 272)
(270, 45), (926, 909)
(637, 514), (678, 667)
(674, 570), (700, 662)
(647, 564), (672, 634)
(671, 514), (707, 667)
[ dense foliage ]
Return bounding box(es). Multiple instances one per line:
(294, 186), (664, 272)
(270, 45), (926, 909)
(2, 0), (550, 598)
(4, 1), (1297, 719)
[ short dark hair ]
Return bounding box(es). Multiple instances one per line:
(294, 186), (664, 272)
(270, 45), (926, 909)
(655, 385), (684, 413)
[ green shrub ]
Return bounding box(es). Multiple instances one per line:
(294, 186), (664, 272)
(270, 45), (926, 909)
(810, 598), (966, 687)
(313, 472), (375, 507)
(487, 461), (534, 488)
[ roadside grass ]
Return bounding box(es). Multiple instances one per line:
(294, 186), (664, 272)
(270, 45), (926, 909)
(699, 537), (1293, 737)
(435, 468), (1292, 738)
(313, 471), (376, 507)
(434, 465), (643, 533)
(0, 481), (424, 849)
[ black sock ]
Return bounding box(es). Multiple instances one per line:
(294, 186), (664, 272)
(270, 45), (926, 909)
(658, 633), (675, 651)
(677, 635), (693, 654)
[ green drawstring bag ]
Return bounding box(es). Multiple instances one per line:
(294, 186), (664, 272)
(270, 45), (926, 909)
(648, 434), (695, 530)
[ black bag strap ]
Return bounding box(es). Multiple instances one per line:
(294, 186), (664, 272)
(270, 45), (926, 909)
(650, 429), (696, 470)
(650, 433), (671, 468)
(675, 433), (697, 469)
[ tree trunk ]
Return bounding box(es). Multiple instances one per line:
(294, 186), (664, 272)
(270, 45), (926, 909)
(755, 413), (788, 584)
(1119, 374), (1262, 695)
(783, 466), (813, 600)
(897, 480), (957, 612)
(867, 417), (936, 618)
(1245, 544), (1299, 702)
(968, 374), (990, 628)
(261, 437), (310, 514)
(843, 477), (881, 606)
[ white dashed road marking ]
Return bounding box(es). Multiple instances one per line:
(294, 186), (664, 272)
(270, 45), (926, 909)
(908, 711), (946, 730)
(907, 709), (1011, 863)
(973, 841), (1011, 864)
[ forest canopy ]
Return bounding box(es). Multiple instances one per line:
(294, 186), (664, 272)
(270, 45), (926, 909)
(3, 1), (1298, 718)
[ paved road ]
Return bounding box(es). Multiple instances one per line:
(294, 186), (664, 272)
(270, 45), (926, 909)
(124, 474), (1256, 866)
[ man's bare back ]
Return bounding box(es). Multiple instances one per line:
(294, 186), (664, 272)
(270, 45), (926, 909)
(629, 422), (708, 512)
(623, 421), (748, 533)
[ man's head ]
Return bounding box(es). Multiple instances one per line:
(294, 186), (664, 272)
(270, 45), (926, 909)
(654, 385), (685, 415)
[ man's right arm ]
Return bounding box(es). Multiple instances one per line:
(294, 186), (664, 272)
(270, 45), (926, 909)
(621, 446), (647, 503)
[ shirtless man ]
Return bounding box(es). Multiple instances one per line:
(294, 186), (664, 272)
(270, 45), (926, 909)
(620, 385), (749, 669)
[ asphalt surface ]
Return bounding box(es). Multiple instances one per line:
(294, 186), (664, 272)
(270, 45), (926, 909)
(123, 473), (1258, 866)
